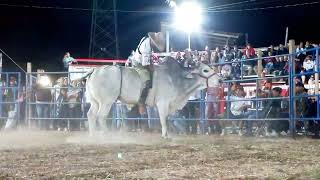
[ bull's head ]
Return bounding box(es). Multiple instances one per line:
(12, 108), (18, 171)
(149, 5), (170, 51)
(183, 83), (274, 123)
(186, 63), (216, 77)
(186, 63), (222, 87)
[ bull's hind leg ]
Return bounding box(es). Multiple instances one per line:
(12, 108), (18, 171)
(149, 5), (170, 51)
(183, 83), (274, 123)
(97, 103), (113, 134)
(87, 99), (99, 136)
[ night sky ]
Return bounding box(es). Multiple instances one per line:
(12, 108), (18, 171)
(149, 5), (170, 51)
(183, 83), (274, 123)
(0, 0), (320, 72)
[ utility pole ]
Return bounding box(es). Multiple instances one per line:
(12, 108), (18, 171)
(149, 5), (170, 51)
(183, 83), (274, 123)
(89, 0), (119, 58)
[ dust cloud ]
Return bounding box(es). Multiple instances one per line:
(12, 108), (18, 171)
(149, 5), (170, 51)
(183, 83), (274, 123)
(0, 129), (164, 149)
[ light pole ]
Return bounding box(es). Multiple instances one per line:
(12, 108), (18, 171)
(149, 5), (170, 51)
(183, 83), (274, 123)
(173, 1), (203, 50)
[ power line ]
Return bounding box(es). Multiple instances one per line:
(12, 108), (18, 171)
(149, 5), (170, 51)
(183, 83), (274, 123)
(207, 1), (320, 13)
(206, 0), (281, 11)
(0, 49), (26, 73)
(206, 0), (256, 10)
(0, 3), (173, 14)
(0, 1), (319, 14)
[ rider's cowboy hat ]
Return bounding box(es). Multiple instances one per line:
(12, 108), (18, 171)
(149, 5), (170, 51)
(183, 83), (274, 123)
(148, 32), (166, 52)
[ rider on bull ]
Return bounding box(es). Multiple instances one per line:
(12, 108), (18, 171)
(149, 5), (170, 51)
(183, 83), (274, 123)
(126, 32), (166, 89)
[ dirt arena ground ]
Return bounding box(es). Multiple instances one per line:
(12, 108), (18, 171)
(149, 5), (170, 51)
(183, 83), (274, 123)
(0, 130), (320, 179)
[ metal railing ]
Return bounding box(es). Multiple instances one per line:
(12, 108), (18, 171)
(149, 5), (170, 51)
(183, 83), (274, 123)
(20, 47), (320, 136)
(0, 72), (21, 128)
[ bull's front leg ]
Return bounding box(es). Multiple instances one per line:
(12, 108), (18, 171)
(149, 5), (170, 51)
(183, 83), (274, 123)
(157, 102), (169, 138)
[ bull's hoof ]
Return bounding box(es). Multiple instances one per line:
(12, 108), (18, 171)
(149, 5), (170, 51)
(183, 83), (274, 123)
(161, 135), (172, 141)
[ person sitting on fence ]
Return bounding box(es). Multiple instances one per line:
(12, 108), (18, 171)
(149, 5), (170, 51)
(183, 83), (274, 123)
(62, 52), (76, 70)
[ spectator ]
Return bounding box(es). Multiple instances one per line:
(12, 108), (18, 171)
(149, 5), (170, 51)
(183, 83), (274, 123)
(220, 87), (251, 136)
(63, 52), (75, 70)
(215, 47), (223, 63)
(175, 51), (182, 62)
(192, 50), (199, 63)
(242, 43), (257, 75)
(273, 56), (286, 77)
(295, 82), (308, 119)
(277, 44), (288, 55)
(268, 45), (277, 56)
(264, 87), (287, 136)
(296, 42), (306, 59)
(206, 80), (221, 134)
(204, 45), (211, 64)
(302, 55), (315, 83)
(185, 91), (201, 134)
(223, 45), (233, 62)
(55, 88), (69, 131)
(231, 45), (243, 78)
(68, 87), (81, 131)
(17, 87), (26, 125)
(264, 51), (276, 74)
(305, 41), (314, 57)
(243, 43), (256, 59)
(210, 49), (222, 66)
(4, 76), (18, 116)
(182, 49), (194, 68)
(35, 81), (52, 130)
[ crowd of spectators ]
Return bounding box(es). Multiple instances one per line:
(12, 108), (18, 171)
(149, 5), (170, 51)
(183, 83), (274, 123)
(165, 41), (320, 137)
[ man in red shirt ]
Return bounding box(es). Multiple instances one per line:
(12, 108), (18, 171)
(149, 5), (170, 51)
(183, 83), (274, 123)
(243, 43), (257, 75)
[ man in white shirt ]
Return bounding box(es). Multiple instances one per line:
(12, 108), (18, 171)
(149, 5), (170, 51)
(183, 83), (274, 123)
(230, 88), (251, 118)
(303, 56), (315, 71)
(226, 87), (251, 136)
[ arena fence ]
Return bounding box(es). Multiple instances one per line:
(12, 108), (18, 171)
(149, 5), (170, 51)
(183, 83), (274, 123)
(0, 72), (22, 128)
(4, 46), (318, 136)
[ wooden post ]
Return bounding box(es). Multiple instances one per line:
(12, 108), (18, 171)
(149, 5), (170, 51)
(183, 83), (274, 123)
(26, 62), (32, 128)
(288, 39), (296, 54)
(285, 27), (289, 47)
(257, 50), (263, 78)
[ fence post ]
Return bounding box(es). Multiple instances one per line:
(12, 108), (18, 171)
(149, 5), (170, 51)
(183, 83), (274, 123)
(288, 39), (296, 137)
(257, 50), (263, 78)
(0, 53), (2, 118)
(200, 90), (206, 134)
(26, 62), (32, 128)
(316, 48), (319, 120)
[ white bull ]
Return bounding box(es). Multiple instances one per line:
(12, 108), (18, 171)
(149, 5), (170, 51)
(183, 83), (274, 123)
(84, 57), (221, 138)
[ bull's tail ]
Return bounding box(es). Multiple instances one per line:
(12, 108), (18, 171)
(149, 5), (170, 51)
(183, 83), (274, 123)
(72, 69), (95, 85)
